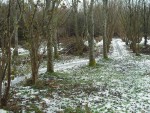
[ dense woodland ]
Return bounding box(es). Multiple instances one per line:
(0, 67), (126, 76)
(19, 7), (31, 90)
(0, 0), (150, 112)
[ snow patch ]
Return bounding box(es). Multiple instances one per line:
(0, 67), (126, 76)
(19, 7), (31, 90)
(140, 37), (150, 45)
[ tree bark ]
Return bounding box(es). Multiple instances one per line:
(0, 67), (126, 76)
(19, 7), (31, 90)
(47, 35), (54, 72)
(46, 0), (54, 73)
(27, 0), (40, 84)
(13, 0), (19, 56)
(88, 0), (96, 66)
(53, 28), (59, 59)
(72, 0), (83, 55)
(103, 0), (108, 59)
(1, 0), (12, 106)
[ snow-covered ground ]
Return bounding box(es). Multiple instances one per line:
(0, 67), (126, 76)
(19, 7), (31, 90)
(111, 39), (130, 58)
(11, 57), (90, 86)
(11, 47), (29, 55)
(140, 37), (150, 45)
(0, 109), (8, 113)
(8, 38), (150, 113)
(11, 40), (103, 86)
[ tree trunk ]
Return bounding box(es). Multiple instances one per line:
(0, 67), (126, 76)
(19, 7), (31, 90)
(47, 34), (54, 72)
(28, 0), (40, 84)
(13, 0), (19, 56)
(83, 0), (90, 40)
(46, 0), (54, 73)
(144, 35), (147, 46)
(103, 0), (108, 59)
(2, 0), (12, 106)
(136, 37), (140, 56)
(53, 28), (59, 59)
(143, 1), (148, 46)
(72, 0), (83, 55)
(88, 0), (96, 66)
(31, 55), (38, 84)
(30, 37), (39, 84)
(52, 14), (59, 59)
(0, 67), (2, 105)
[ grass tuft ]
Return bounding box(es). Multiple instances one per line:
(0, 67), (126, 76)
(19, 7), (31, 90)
(89, 59), (96, 67)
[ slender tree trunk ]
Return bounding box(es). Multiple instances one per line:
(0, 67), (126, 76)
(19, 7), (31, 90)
(143, 1), (148, 46)
(136, 36), (140, 56)
(103, 0), (108, 59)
(53, 28), (59, 59)
(83, 0), (88, 37)
(129, 0), (133, 51)
(30, 31), (39, 84)
(72, 0), (83, 55)
(28, 0), (40, 84)
(31, 45), (38, 84)
(2, 0), (11, 106)
(52, 14), (59, 59)
(0, 67), (2, 105)
(144, 35), (147, 46)
(13, 0), (19, 56)
(89, 0), (96, 66)
(46, 0), (54, 73)
(47, 34), (54, 72)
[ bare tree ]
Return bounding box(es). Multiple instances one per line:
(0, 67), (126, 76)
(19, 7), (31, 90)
(52, 3), (61, 59)
(46, 0), (61, 72)
(13, 0), (19, 56)
(83, 0), (89, 40)
(102, 0), (108, 59)
(119, 0), (142, 55)
(46, 0), (54, 73)
(22, 0), (43, 84)
(142, 0), (150, 46)
(0, 0), (12, 107)
(88, 0), (96, 66)
(72, 0), (84, 55)
(107, 0), (118, 51)
(53, 19), (59, 59)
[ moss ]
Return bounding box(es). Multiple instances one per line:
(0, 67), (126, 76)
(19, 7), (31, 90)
(89, 59), (96, 67)
(11, 68), (17, 75)
(101, 56), (110, 61)
(103, 56), (109, 60)
(11, 75), (15, 80)
(54, 53), (60, 59)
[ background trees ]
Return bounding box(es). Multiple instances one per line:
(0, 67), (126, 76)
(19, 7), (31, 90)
(142, 0), (150, 46)
(0, 0), (12, 107)
(119, 0), (150, 55)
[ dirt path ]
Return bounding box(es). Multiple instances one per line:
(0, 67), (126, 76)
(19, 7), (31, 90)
(115, 40), (123, 56)
(11, 58), (90, 86)
(111, 38), (130, 58)
(39, 58), (89, 73)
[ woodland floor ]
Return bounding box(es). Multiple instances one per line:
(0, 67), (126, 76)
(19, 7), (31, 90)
(2, 38), (150, 113)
